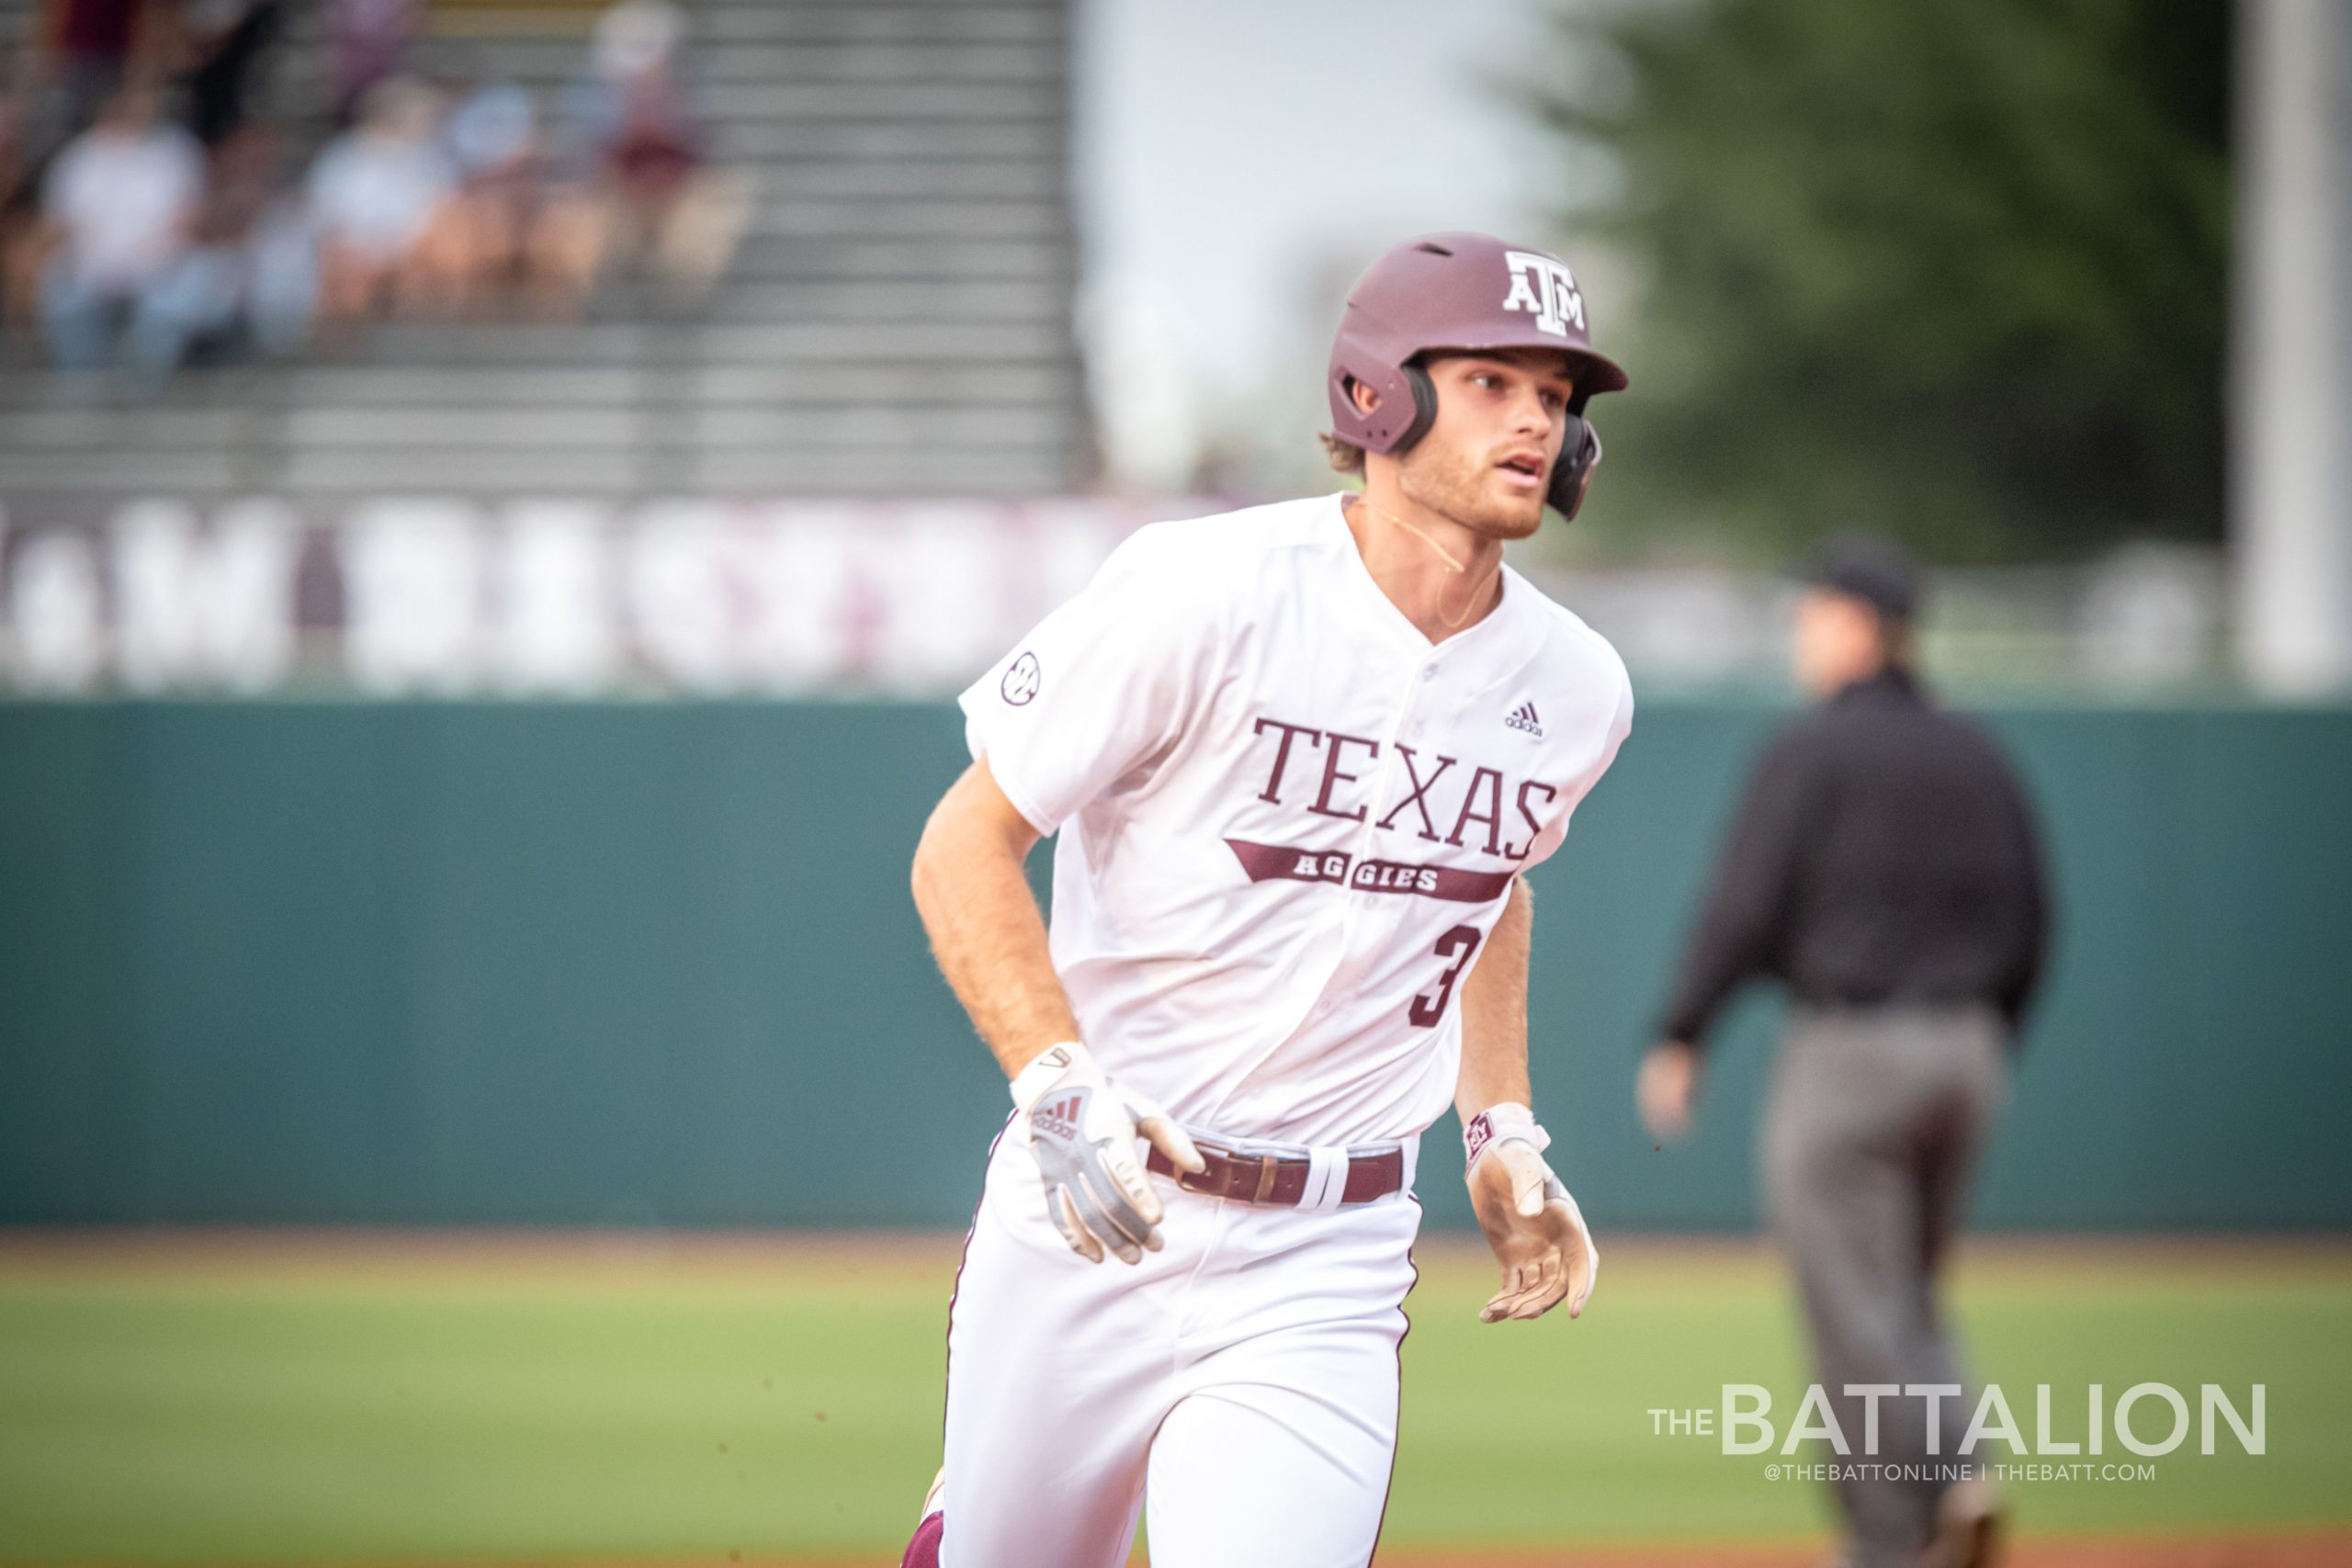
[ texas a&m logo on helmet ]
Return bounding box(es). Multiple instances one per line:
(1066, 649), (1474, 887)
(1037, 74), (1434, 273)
(1500, 251), (1587, 339)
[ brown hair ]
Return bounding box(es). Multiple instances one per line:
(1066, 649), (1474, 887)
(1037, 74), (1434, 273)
(1319, 432), (1365, 475)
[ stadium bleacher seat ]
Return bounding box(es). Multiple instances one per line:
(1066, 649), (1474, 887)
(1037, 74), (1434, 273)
(0, 0), (1090, 510)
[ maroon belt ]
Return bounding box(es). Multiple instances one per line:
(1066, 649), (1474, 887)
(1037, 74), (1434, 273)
(1145, 1140), (1405, 1207)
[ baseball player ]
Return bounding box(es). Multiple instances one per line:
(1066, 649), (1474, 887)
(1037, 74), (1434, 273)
(899, 232), (1634, 1568)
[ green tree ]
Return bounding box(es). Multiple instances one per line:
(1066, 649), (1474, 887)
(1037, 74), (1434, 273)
(1538, 0), (2231, 561)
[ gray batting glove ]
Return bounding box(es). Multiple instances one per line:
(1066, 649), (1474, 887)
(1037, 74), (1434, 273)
(1011, 1042), (1204, 1265)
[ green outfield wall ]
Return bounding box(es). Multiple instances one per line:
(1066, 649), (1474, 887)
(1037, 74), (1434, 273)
(2, 700), (2346, 1232)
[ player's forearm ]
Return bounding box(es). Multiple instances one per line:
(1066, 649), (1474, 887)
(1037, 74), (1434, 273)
(1455, 879), (1535, 1118)
(910, 773), (1081, 1082)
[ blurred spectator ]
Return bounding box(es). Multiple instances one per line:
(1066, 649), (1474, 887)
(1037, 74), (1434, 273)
(178, 0), (282, 149)
(562, 0), (747, 303)
(415, 79), (532, 314)
(0, 64), (36, 326)
(308, 75), (452, 326)
(326, 0), (415, 130)
(447, 79), (535, 190)
(37, 84), (204, 376)
(421, 81), (600, 318)
(129, 121), (314, 373)
(19, 0), (177, 165)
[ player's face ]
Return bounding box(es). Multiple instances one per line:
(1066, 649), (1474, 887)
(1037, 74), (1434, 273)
(1396, 350), (1577, 539)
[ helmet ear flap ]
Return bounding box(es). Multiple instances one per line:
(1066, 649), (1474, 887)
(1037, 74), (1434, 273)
(1329, 345), (1418, 454)
(1393, 361), (1439, 455)
(1547, 412), (1603, 521)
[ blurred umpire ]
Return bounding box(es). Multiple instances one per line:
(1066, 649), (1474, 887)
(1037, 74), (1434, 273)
(1639, 536), (2050, 1568)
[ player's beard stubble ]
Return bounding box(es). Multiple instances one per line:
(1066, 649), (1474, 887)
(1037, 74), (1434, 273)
(1394, 438), (1552, 543)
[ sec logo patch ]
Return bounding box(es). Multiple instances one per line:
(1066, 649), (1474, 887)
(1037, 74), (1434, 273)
(1001, 651), (1042, 705)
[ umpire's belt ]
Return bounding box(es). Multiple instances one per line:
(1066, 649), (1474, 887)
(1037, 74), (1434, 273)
(1146, 1131), (1408, 1212)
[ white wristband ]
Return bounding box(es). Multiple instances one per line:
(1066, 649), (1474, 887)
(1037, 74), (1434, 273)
(1464, 1101), (1550, 1168)
(1009, 1042), (1087, 1109)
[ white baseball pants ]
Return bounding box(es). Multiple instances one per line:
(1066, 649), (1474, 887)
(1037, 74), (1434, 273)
(935, 1123), (1423, 1568)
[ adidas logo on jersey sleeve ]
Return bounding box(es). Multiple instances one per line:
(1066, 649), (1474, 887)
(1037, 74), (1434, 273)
(1503, 701), (1544, 738)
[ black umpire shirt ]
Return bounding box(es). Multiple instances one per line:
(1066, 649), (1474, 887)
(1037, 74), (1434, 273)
(1657, 666), (2051, 1048)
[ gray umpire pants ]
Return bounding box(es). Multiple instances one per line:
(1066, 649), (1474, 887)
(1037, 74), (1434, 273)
(1761, 1002), (2008, 1568)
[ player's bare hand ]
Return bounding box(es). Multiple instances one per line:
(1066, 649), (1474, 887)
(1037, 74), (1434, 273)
(1464, 1109), (1598, 1323)
(1012, 1042), (1204, 1266)
(1637, 1041), (1701, 1142)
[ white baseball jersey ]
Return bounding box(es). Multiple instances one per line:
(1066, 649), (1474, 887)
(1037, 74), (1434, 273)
(957, 491), (1634, 1147)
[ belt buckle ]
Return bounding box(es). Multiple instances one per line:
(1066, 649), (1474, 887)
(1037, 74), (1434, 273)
(1177, 1140), (1233, 1198)
(1178, 1141), (1283, 1205)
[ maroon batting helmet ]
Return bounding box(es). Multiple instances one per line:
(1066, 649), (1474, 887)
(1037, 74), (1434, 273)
(1328, 231), (1630, 520)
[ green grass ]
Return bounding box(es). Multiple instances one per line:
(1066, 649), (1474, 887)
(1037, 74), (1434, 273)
(0, 1238), (2346, 1563)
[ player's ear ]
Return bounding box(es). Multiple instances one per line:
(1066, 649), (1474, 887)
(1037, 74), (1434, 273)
(1348, 376), (1381, 416)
